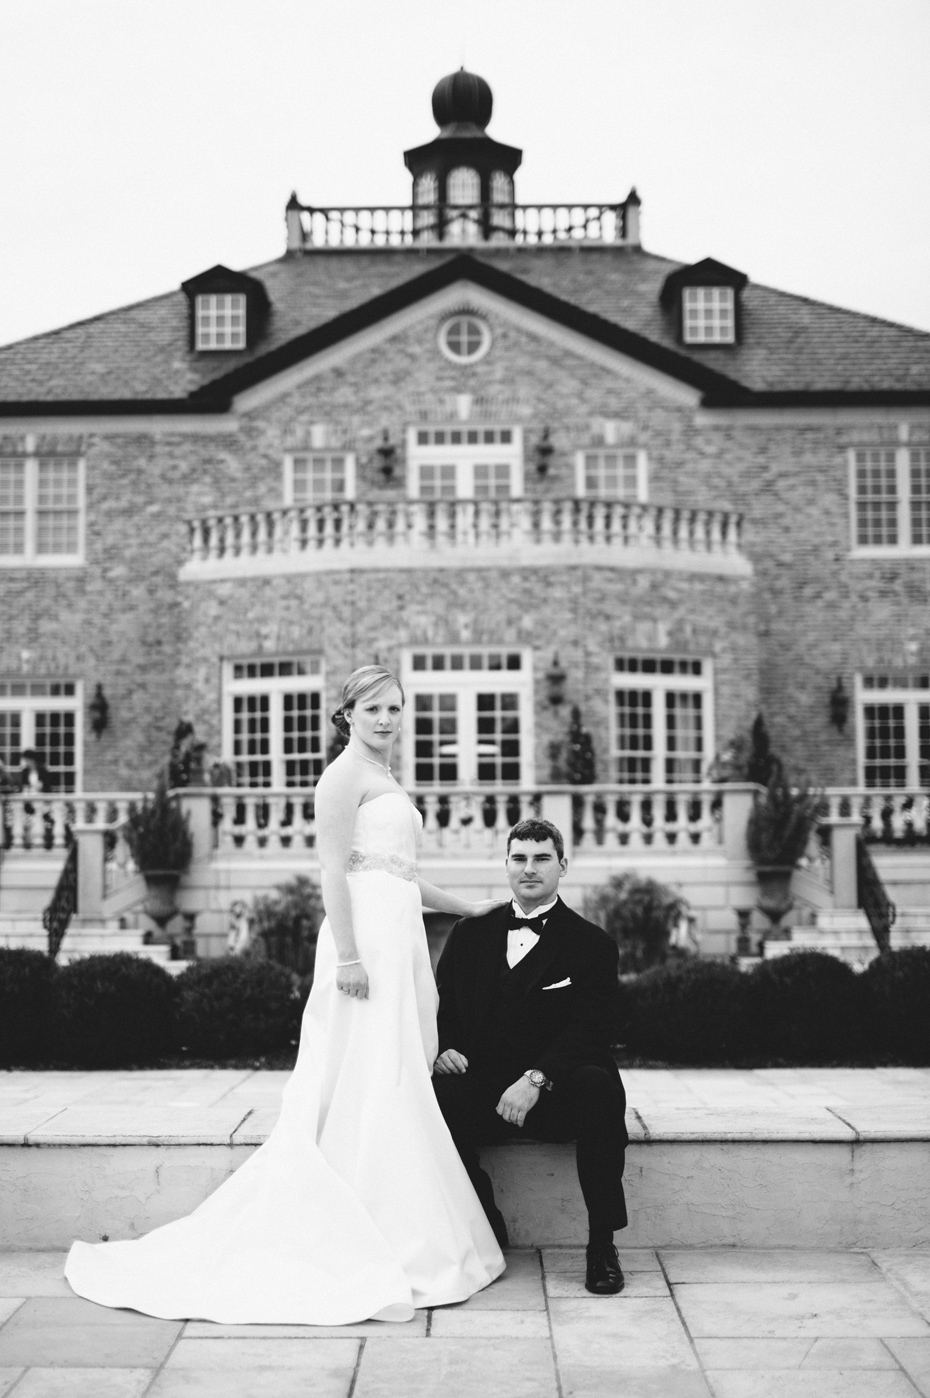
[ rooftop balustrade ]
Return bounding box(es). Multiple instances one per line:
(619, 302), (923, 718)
(285, 200), (638, 251)
(181, 497), (748, 579)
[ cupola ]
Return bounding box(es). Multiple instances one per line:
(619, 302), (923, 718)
(403, 68), (522, 243)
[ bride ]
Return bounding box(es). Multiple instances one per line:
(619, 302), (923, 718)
(65, 665), (506, 1324)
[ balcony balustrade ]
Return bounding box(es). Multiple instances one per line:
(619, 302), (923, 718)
(823, 788), (930, 846)
(182, 498), (747, 579)
(287, 201), (635, 250)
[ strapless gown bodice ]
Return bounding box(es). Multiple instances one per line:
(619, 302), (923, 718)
(347, 792), (421, 880)
(65, 786), (502, 1324)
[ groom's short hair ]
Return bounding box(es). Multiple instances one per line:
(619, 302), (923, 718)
(506, 818), (564, 862)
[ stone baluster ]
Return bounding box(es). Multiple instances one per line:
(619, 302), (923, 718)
(890, 793), (907, 842)
(49, 800), (68, 848)
(207, 516), (222, 562)
(222, 514), (237, 558)
(914, 792), (930, 839)
(658, 507), (675, 550)
(675, 509), (690, 551)
(254, 511), (269, 555)
(539, 499), (556, 545)
(239, 795), (259, 853)
(599, 791), (619, 847)
(373, 502), (389, 549)
(626, 792), (645, 849)
(217, 795), (237, 851)
(709, 511), (725, 554)
(189, 518), (206, 562)
(412, 500), (430, 550)
(475, 500), (491, 546)
(263, 794), (283, 853)
(590, 499), (607, 546)
(9, 799), (25, 850)
(420, 794), (440, 850)
(435, 499), (453, 548)
(319, 504), (335, 551)
(457, 500), (475, 547)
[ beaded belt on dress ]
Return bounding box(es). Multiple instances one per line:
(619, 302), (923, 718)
(346, 852), (418, 882)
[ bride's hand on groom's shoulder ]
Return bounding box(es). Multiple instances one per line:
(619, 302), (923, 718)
(463, 898), (509, 918)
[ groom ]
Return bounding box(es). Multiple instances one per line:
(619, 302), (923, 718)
(433, 818), (628, 1295)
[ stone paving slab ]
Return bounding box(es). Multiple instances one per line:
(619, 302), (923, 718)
(3, 1068), (928, 1141)
(2, 1248), (930, 1395)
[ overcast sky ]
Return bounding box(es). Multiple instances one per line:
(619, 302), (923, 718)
(1, 0), (928, 349)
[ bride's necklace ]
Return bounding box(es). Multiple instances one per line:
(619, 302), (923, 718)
(349, 744), (392, 776)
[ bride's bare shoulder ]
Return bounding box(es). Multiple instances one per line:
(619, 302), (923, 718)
(315, 752), (363, 805)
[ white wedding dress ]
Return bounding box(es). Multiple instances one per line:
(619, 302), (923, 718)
(65, 792), (504, 1324)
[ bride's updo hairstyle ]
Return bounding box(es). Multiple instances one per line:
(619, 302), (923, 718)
(331, 665), (405, 738)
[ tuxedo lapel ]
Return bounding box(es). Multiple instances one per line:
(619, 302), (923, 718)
(500, 897), (570, 999)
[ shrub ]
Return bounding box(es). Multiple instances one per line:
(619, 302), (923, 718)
(55, 953), (176, 1067)
(586, 873), (689, 973)
(747, 768), (823, 867)
(0, 948), (57, 1066)
(620, 956), (754, 1063)
(125, 775), (193, 872)
(175, 957), (299, 1058)
(749, 951), (859, 1062)
(861, 948), (930, 1064)
(248, 876), (324, 976)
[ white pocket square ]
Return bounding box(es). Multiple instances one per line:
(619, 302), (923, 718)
(542, 977), (572, 990)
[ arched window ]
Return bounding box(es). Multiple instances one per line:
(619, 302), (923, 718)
(414, 172), (438, 206)
(414, 172), (439, 240)
(446, 167), (481, 205)
(445, 168), (481, 243)
(490, 171), (513, 205)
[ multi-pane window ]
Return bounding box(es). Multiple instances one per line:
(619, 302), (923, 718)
(858, 674), (930, 787)
(682, 286), (736, 344)
(851, 446), (930, 550)
(404, 649), (531, 787)
(408, 426), (522, 498)
(224, 658), (324, 788)
(0, 455), (83, 565)
(0, 680), (80, 791)
(575, 450), (647, 500)
(445, 167), (481, 243)
(447, 167), (480, 204)
(286, 453), (356, 503)
(195, 294), (246, 350)
(612, 657), (711, 786)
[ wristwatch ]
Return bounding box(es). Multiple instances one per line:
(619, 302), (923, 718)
(523, 1069), (551, 1091)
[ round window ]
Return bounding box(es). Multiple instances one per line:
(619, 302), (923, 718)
(438, 314), (491, 364)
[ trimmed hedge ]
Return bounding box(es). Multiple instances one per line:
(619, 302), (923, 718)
(621, 956), (754, 1064)
(749, 952), (859, 1063)
(55, 953), (177, 1068)
(0, 944), (927, 1068)
(0, 948), (57, 1067)
(174, 957), (300, 1058)
(861, 947), (930, 1064)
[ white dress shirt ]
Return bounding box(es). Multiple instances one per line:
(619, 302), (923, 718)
(506, 896), (558, 969)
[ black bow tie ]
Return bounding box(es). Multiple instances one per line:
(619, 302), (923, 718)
(509, 915), (548, 929)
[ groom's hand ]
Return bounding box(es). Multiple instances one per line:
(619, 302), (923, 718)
(496, 1077), (540, 1129)
(434, 1049), (469, 1075)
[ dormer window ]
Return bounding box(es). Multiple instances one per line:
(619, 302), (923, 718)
(660, 258), (747, 347)
(181, 264), (269, 353)
(196, 294), (246, 351)
(683, 286), (735, 344)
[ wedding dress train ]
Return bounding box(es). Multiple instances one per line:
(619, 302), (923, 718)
(65, 792), (504, 1323)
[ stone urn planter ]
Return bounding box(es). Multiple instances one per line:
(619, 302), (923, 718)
(142, 869), (183, 930)
(754, 865), (795, 939)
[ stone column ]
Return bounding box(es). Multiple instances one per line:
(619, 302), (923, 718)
(72, 825), (105, 921)
(179, 790), (214, 863)
(540, 792), (574, 849)
(828, 817), (861, 909)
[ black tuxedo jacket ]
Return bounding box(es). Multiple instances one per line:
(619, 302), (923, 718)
(436, 897), (621, 1091)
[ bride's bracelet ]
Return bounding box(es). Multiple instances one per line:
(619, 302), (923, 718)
(337, 959), (361, 968)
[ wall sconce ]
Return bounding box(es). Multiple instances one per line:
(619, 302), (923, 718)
(534, 427), (554, 478)
(376, 430), (397, 482)
(829, 677), (849, 732)
(545, 653), (567, 707)
(89, 683), (110, 739)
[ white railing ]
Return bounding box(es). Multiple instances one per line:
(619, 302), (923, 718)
(208, 785), (724, 856)
(185, 499), (744, 572)
(824, 789), (930, 845)
(290, 201), (635, 249)
(0, 793), (139, 852)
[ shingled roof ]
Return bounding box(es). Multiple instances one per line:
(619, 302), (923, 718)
(1, 245), (929, 411)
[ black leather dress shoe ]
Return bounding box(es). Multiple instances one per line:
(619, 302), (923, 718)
(585, 1242), (625, 1295)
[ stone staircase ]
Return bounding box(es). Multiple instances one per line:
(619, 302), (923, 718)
(768, 909), (930, 968)
(0, 914), (187, 970)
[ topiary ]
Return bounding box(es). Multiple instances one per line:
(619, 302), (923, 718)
(585, 873), (689, 973)
(174, 957), (299, 1059)
(55, 953), (176, 1067)
(861, 947), (930, 1064)
(620, 956), (754, 1063)
(749, 951), (859, 1062)
(0, 948), (57, 1066)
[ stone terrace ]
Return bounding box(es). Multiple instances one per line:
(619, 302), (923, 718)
(1, 1246), (930, 1396)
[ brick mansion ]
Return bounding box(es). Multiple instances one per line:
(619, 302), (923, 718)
(2, 70), (930, 958)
